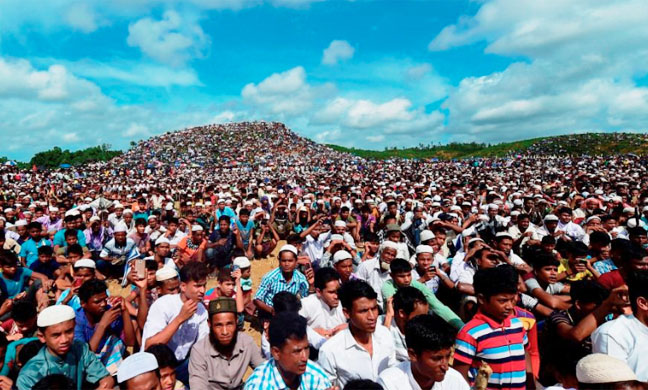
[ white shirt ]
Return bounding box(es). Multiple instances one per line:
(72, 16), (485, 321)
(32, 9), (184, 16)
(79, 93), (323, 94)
(379, 361), (469, 390)
(299, 294), (346, 330)
(356, 258), (392, 308)
(592, 314), (648, 381)
(142, 294), (209, 361)
(318, 325), (397, 387)
(166, 229), (187, 246)
(379, 316), (408, 362)
(303, 234), (328, 266)
(449, 252), (466, 283)
(557, 221), (585, 242)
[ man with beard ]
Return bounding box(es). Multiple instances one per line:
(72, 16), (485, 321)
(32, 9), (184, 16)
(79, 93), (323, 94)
(188, 297), (263, 389)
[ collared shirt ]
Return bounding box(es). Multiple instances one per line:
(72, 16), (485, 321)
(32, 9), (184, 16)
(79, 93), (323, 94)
(379, 316), (408, 362)
(592, 314), (648, 381)
(453, 312), (528, 390)
(245, 358), (331, 390)
(355, 258), (391, 307)
(557, 221), (585, 242)
(254, 267), (310, 307)
(189, 332), (264, 390)
(303, 234), (327, 267)
(299, 294), (346, 330)
(16, 340), (110, 390)
(142, 294), (209, 361)
(317, 324), (397, 387)
(379, 361), (469, 390)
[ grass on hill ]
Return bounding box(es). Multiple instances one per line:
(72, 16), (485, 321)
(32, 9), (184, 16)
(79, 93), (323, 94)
(327, 132), (648, 160)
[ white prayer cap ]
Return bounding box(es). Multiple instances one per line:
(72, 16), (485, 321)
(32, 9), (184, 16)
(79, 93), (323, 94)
(420, 230), (435, 242)
(37, 305), (75, 327)
(467, 237), (484, 246)
(278, 244), (298, 256)
(89, 216), (101, 223)
(154, 236), (170, 246)
(415, 245), (434, 255)
(233, 256), (251, 269)
(113, 202), (125, 209)
(117, 352), (159, 384)
(478, 214), (490, 222)
(543, 214), (559, 222)
(334, 220), (346, 228)
(622, 207), (634, 214)
(496, 231), (514, 240)
(74, 259), (96, 269)
(191, 225), (203, 232)
(3, 208), (12, 213)
(381, 241), (400, 251)
(165, 203), (174, 211)
(147, 215), (158, 221)
(114, 222), (128, 233)
(576, 353), (636, 384)
(488, 203), (499, 210)
(65, 209), (80, 217)
(155, 266), (178, 282)
(14, 220), (27, 227)
(329, 234), (344, 242)
(123, 209), (133, 215)
(333, 250), (353, 264)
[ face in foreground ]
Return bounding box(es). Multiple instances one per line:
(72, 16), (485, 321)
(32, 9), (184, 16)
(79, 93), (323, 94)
(272, 335), (310, 377)
(39, 319), (76, 356)
(411, 347), (453, 383)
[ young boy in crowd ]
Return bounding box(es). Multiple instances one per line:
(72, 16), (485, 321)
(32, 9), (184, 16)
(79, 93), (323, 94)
(1, 300), (37, 341)
(382, 259), (463, 330)
(75, 279), (136, 375)
(16, 305), (113, 390)
(0, 250), (51, 306)
(28, 246), (60, 281)
(56, 259), (97, 311)
(453, 265), (534, 390)
(19, 222), (51, 268)
(379, 314), (470, 390)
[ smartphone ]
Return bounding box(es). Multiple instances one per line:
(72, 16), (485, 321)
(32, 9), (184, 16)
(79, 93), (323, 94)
(579, 259), (589, 264)
(135, 259), (146, 279)
(73, 278), (84, 289)
(429, 266), (437, 272)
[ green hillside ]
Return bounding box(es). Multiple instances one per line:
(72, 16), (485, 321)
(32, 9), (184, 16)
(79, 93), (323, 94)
(327, 132), (648, 160)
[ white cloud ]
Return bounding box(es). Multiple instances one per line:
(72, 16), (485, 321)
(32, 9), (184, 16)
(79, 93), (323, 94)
(127, 10), (210, 66)
(322, 40), (355, 65)
(429, 0), (648, 142)
(67, 59), (202, 87)
(123, 123), (150, 137)
(242, 66), (335, 116)
(65, 3), (101, 33)
(63, 133), (80, 142)
(366, 135), (385, 142)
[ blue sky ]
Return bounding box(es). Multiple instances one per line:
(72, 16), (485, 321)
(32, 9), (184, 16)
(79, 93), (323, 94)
(1, 0), (648, 160)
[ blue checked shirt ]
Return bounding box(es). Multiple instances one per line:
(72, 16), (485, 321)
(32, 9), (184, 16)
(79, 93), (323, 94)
(254, 268), (310, 307)
(244, 358), (331, 390)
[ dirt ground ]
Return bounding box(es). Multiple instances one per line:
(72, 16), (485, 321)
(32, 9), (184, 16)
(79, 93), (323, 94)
(108, 241), (283, 347)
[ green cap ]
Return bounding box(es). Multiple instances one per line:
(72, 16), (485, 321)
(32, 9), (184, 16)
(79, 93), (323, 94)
(208, 297), (237, 316)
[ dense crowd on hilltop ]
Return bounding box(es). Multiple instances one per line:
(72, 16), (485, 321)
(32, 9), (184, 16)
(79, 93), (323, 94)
(0, 121), (646, 390)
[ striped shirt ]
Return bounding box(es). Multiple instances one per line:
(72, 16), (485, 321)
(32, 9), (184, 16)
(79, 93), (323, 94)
(244, 358), (331, 390)
(254, 267), (310, 306)
(454, 311), (528, 390)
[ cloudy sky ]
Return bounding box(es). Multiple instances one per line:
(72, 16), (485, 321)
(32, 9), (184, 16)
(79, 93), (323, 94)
(1, 0), (648, 160)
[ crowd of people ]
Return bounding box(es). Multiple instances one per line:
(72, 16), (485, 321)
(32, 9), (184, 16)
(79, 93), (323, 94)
(0, 121), (646, 390)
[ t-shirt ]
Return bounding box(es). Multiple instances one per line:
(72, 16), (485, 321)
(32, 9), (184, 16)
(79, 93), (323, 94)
(1, 268), (32, 298)
(454, 312), (528, 390)
(525, 277), (565, 295)
(592, 314), (648, 381)
(29, 259), (60, 280)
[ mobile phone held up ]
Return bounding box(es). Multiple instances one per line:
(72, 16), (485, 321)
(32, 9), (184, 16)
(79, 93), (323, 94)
(135, 259), (146, 280)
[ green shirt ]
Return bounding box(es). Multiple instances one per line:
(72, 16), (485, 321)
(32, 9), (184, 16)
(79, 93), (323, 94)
(17, 340), (110, 390)
(381, 279), (464, 330)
